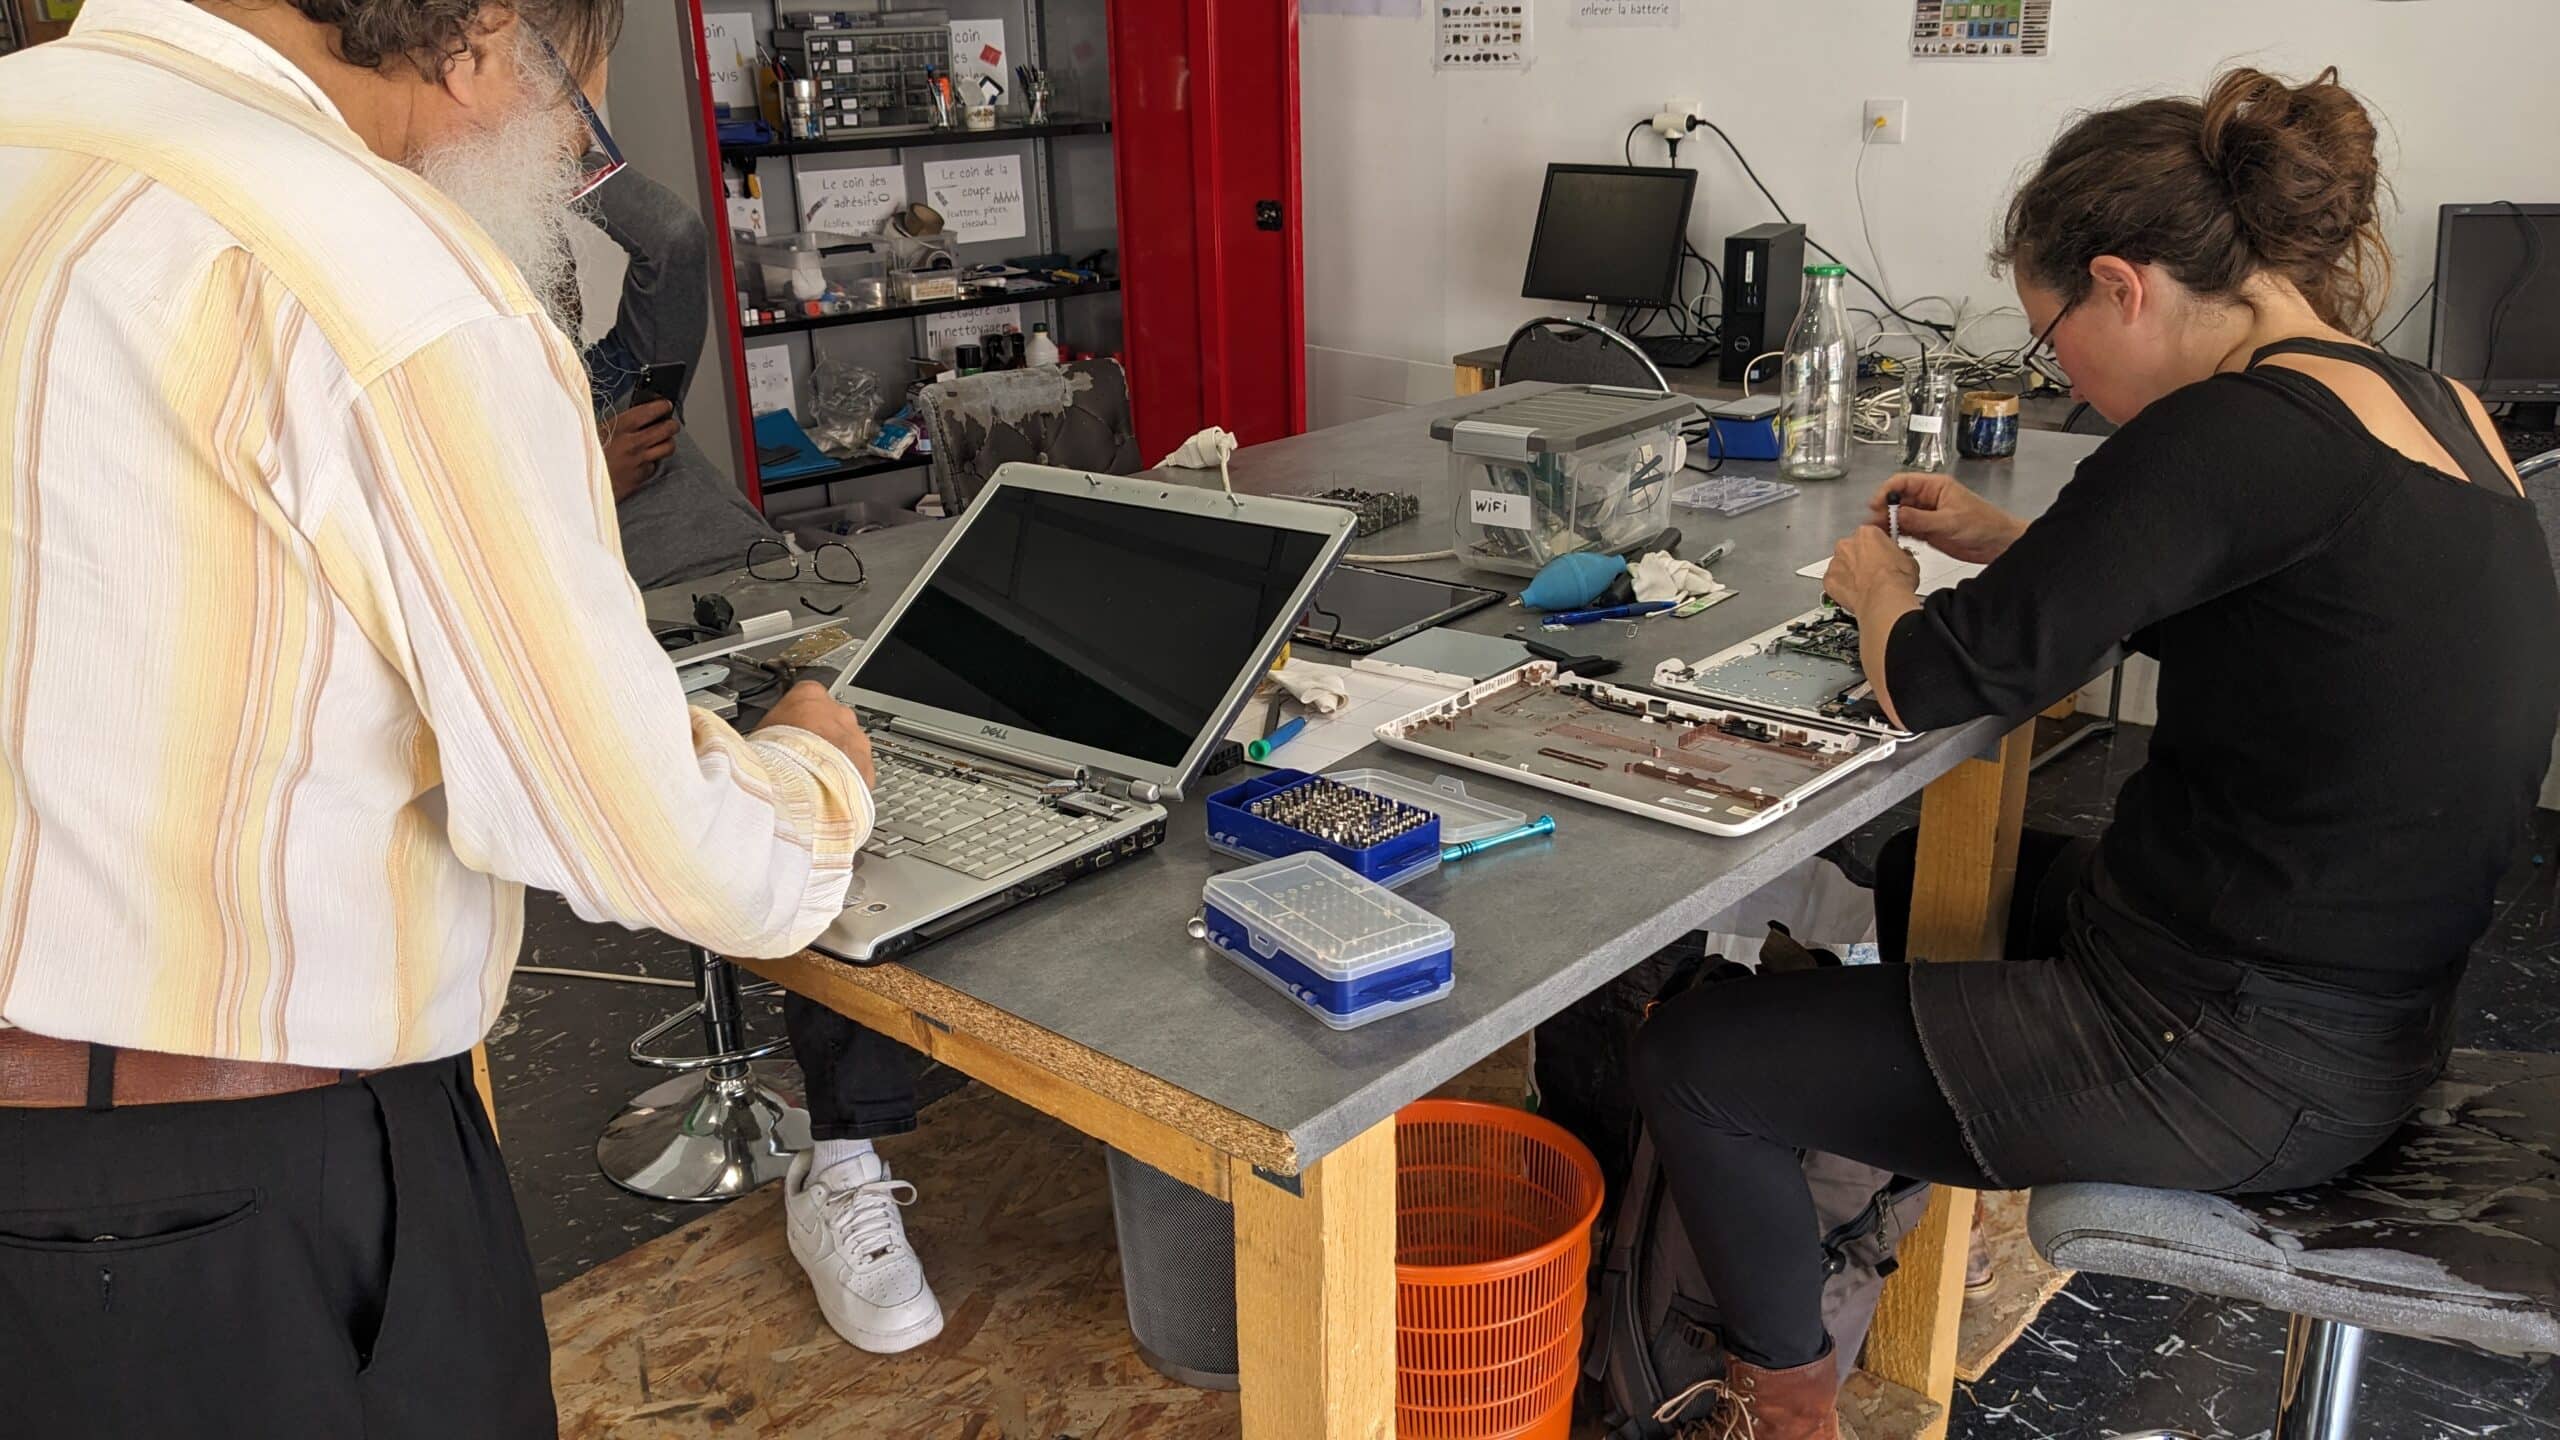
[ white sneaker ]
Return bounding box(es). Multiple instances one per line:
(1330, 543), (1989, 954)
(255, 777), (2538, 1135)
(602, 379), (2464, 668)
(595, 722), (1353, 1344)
(783, 1149), (945, 1354)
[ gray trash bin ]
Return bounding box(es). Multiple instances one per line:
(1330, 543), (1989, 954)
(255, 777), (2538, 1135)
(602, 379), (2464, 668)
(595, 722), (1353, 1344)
(1105, 1147), (1239, 1390)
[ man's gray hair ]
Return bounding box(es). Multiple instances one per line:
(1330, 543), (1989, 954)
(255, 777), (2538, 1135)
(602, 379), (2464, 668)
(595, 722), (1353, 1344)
(291, 0), (623, 86)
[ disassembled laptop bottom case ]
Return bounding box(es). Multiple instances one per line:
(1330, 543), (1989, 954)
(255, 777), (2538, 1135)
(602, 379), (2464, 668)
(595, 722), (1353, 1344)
(1373, 661), (1897, 837)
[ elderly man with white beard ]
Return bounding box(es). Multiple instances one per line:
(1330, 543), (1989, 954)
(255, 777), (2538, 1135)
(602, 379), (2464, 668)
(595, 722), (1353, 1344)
(0, 1), (881, 1434)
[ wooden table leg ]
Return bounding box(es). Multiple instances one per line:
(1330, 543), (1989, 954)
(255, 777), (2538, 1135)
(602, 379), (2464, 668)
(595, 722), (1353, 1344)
(1862, 722), (2033, 1438)
(470, 1041), (499, 1144)
(1232, 1120), (1398, 1440)
(1454, 360), (1497, 396)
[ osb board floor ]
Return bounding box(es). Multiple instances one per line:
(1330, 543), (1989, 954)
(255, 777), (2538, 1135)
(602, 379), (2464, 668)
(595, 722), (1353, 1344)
(1954, 1191), (2073, 1384)
(547, 1082), (1242, 1440)
(545, 1040), (1538, 1439)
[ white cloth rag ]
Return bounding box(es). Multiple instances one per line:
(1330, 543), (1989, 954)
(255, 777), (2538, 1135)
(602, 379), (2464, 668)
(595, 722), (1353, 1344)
(1156, 427), (1240, 471)
(1629, 550), (1724, 604)
(1270, 660), (1350, 716)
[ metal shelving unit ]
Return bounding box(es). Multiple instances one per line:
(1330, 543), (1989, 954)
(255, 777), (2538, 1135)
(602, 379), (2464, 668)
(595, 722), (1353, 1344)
(692, 0), (1120, 511)
(724, 118), (1110, 161)
(743, 277), (1118, 338)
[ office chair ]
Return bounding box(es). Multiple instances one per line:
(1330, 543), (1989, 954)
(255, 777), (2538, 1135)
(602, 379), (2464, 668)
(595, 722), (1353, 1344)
(919, 358), (1140, 515)
(1496, 317), (1670, 393)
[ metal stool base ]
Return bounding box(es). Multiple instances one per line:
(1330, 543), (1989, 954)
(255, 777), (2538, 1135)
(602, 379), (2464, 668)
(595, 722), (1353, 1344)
(597, 1062), (810, 1202)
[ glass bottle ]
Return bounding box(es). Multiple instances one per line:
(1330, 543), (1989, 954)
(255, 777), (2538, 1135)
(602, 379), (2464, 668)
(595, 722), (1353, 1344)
(1779, 264), (1854, 481)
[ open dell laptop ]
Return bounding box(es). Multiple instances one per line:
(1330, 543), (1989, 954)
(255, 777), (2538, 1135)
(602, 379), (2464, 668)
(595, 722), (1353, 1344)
(816, 465), (1356, 963)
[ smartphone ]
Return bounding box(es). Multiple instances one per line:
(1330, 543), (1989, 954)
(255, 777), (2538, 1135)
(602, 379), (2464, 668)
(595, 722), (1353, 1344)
(630, 362), (689, 416)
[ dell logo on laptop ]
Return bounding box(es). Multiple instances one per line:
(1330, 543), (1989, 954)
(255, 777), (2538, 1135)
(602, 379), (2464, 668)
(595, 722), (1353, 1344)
(980, 723), (1010, 739)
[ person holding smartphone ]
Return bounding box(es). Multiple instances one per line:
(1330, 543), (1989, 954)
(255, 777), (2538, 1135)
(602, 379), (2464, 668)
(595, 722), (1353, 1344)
(579, 170), (791, 589)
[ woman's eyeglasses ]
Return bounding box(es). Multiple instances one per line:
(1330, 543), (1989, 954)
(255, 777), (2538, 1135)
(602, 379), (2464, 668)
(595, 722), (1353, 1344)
(2019, 295), (2079, 380)
(533, 33), (625, 202)
(747, 538), (867, 589)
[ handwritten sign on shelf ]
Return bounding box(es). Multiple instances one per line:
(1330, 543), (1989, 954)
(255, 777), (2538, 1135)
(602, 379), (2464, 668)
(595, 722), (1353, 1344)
(948, 19), (1007, 103)
(921, 155), (1027, 244)
(799, 165), (908, 235)
(700, 11), (759, 106)
(923, 305), (1023, 367)
(745, 345), (796, 419)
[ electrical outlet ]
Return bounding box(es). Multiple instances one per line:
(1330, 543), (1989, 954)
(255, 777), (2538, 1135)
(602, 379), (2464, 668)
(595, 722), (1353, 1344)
(1863, 98), (1908, 145)
(1653, 97), (1705, 140)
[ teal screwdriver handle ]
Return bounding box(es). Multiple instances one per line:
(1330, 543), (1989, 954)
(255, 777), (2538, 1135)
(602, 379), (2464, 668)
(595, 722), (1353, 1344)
(1441, 815), (1556, 861)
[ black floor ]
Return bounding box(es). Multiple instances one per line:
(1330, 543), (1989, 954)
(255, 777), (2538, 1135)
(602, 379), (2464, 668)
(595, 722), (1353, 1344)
(488, 720), (2560, 1435)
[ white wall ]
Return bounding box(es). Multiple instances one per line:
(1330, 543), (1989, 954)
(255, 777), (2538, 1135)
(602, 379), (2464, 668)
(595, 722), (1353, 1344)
(1301, 0), (2560, 427)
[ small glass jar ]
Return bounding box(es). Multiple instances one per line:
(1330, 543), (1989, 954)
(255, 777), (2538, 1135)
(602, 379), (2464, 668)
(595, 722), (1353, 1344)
(1903, 371), (1956, 473)
(1959, 390), (2022, 459)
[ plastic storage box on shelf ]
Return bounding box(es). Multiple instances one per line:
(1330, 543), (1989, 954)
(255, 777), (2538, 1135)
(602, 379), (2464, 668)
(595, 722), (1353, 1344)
(739, 231), (886, 307)
(1201, 855), (1455, 1030)
(1431, 386), (1696, 577)
(1205, 770), (1442, 889)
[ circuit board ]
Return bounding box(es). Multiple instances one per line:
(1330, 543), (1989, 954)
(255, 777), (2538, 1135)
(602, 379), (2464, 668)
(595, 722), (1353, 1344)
(1374, 663), (1892, 837)
(1654, 606), (1908, 737)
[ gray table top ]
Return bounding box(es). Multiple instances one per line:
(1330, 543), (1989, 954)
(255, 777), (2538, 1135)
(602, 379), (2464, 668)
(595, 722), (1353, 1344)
(649, 385), (2103, 1169)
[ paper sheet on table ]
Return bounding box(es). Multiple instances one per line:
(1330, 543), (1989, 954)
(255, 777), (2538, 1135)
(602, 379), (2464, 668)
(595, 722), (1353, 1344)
(1226, 664), (1467, 773)
(1795, 542), (1983, 594)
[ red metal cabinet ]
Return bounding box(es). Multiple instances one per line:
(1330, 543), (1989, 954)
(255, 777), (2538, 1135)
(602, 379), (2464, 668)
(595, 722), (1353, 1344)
(1108, 0), (1305, 461)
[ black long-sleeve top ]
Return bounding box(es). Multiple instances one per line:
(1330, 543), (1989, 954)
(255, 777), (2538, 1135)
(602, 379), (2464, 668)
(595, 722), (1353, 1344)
(1887, 362), (2560, 1011)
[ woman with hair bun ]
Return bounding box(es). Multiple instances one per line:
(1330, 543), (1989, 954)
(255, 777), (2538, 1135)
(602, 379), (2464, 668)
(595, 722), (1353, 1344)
(1630, 67), (2560, 1440)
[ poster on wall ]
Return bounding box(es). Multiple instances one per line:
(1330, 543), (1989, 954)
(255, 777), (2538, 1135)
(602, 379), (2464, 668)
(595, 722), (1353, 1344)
(1569, 0), (1677, 26)
(1302, 0), (1421, 14)
(948, 19), (1008, 105)
(1435, 1), (1530, 69)
(798, 165), (908, 234)
(700, 10), (760, 105)
(1910, 0), (2049, 58)
(921, 155), (1027, 244)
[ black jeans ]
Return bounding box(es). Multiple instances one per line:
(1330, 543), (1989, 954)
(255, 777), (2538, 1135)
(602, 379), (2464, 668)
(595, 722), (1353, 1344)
(1630, 828), (2438, 1371)
(0, 1054), (553, 1438)
(784, 992), (923, 1142)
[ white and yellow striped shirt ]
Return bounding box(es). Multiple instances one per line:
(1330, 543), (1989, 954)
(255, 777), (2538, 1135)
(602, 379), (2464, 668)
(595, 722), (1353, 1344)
(0, 0), (870, 1067)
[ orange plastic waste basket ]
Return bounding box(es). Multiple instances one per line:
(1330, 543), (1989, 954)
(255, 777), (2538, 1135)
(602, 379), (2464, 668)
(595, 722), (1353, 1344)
(1394, 1100), (1607, 1440)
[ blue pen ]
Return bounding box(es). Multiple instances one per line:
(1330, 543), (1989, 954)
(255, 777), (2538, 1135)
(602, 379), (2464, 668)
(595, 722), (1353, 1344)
(1542, 600), (1678, 628)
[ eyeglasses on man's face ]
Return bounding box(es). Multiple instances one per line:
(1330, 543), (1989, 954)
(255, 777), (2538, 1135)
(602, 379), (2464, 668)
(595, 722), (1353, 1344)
(534, 32), (625, 201)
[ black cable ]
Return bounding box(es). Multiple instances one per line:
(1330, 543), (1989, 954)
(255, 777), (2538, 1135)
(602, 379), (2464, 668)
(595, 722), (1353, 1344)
(2482, 202), (2543, 384)
(1684, 117), (1954, 338)
(2374, 280), (2436, 349)
(1624, 119), (1649, 168)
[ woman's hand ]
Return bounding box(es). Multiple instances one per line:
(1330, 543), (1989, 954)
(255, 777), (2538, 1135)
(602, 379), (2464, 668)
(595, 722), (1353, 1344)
(1824, 529), (1923, 732)
(602, 399), (680, 501)
(1823, 528), (1923, 620)
(1865, 472), (2027, 564)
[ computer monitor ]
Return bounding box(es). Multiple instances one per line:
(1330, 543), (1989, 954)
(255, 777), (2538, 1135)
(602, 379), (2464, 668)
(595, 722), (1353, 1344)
(2429, 202), (2560, 427)
(1521, 164), (1698, 310)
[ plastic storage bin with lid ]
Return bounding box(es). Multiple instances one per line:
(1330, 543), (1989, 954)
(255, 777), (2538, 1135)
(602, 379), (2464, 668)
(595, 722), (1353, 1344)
(739, 231), (886, 307)
(1431, 386), (1696, 577)
(1201, 854), (1454, 1030)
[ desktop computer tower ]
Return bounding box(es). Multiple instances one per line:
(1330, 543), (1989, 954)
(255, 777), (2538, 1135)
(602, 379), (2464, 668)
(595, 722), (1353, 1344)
(1719, 222), (1807, 384)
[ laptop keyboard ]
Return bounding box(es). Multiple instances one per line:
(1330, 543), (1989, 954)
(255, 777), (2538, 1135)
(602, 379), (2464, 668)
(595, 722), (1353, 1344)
(863, 753), (1111, 880)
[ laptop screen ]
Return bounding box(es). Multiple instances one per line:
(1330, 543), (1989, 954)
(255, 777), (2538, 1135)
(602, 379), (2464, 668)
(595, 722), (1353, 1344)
(850, 484), (1335, 771)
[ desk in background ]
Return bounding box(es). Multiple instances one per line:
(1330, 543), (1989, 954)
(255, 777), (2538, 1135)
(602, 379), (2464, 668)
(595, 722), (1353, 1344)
(651, 398), (2107, 1439)
(1451, 343), (2086, 434)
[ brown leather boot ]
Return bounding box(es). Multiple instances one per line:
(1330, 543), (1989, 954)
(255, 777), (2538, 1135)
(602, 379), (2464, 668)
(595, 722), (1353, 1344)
(1657, 1351), (1843, 1440)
